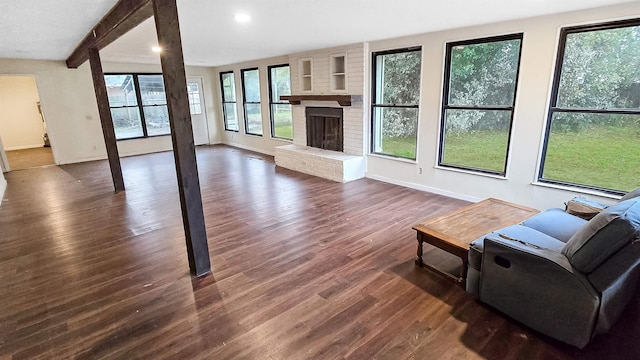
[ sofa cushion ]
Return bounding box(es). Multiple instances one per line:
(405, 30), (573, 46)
(522, 208), (587, 243)
(562, 198), (640, 273)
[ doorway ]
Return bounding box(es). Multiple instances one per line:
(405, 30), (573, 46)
(0, 75), (54, 171)
(187, 77), (209, 146)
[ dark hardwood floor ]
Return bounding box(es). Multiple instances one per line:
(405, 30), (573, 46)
(1, 145), (639, 359)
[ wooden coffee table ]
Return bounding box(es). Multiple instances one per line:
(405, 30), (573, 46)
(412, 198), (539, 286)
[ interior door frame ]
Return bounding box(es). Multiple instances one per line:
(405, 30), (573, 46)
(187, 76), (210, 145)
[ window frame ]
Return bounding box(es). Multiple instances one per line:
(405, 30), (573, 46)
(539, 19), (640, 195)
(267, 63), (293, 140)
(241, 67), (263, 137)
(105, 72), (170, 140)
(438, 33), (524, 176)
(187, 81), (202, 115)
(370, 46), (423, 160)
(219, 71), (239, 132)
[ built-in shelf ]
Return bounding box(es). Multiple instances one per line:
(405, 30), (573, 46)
(280, 95), (356, 106)
(330, 54), (347, 92)
(299, 58), (313, 92)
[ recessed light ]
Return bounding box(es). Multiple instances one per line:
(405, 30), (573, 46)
(152, 46), (162, 53)
(234, 13), (251, 23)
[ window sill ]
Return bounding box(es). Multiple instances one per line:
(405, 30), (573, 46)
(271, 137), (293, 143)
(434, 165), (508, 180)
(368, 152), (417, 164)
(532, 181), (622, 200)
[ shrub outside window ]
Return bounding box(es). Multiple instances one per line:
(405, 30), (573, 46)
(439, 34), (523, 175)
(220, 71), (239, 132)
(371, 47), (422, 160)
(241, 68), (263, 136)
(268, 64), (293, 140)
(540, 19), (640, 193)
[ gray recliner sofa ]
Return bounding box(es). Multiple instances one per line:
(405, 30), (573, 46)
(466, 191), (640, 348)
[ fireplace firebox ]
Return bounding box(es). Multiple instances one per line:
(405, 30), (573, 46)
(305, 107), (343, 152)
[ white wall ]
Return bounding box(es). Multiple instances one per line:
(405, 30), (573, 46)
(0, 76), (45, 150)
(365, 3), (640, 210)
(0, 58), (220, 164)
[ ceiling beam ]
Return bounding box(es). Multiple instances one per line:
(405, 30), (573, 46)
(65, 0), (153, 68)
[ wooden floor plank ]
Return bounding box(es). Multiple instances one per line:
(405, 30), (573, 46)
(5, 147), (54, 171)
(1, 145), (638, 359)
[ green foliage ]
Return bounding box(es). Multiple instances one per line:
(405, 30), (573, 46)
(272, 104), (293, 139)
(446, 39), (521, 132)
(439, 126), (638, 192)
(380, 136), (417, 159)
(554, 25), (640, 131)
(378, 51), (422, 105)
(543, 125), (640, 192)
(242, 69), (260, 102)
(273, 121), (293, 139)
(441, 130), (508, 173)
(221, 73), (235, 101)
(375, 50), (422, 138)
(271, 66), (291, 99)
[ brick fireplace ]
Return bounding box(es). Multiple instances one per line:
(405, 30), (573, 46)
(274, 99), (365, 183)
(274, 45), (366, 182)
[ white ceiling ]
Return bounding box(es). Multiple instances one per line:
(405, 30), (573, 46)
(1, 0), (637, 67)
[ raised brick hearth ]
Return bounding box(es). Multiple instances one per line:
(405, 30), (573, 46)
(275, 45), (366, 183)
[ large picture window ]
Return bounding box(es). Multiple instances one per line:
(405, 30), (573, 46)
(220, 71), (239, 132)
(268, 64), (293, 140)
(439, 34), (523, 175)
(105, 73), (170, 139)
(241, 68), (263, 136)
(540, 20), (640, 193)
(371, 47), (422, 160)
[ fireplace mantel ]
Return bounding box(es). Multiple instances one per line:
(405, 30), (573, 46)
(280, 95), (358, 107)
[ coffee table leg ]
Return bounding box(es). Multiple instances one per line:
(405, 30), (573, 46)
(460, 258), (469, 288)
(415, 234), (424, 267)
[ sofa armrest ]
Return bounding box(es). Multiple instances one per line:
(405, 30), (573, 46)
(566, 197), (609, 220)
(479, 235), (599, 348)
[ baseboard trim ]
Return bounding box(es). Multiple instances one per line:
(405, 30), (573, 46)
(222, 142), (274, 157)
(365, 173), (482, 203)
(58, 155), (107, 165)
(4, 144), (45, 151)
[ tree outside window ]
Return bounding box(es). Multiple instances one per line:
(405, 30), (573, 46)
(439, 34), (523, 175)
(220, 71), (238, 132)
(371, 48), (422, 160)
(105, 73), (170, 139)
(241, 68), (263, 136)
(268, 64), (293, 140)
(540, 20), (640, 193)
